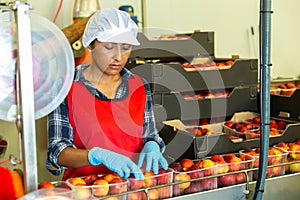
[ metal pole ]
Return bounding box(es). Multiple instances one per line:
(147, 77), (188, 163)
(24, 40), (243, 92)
(254, 0), (272, 199)
(14, 1), (38, 193)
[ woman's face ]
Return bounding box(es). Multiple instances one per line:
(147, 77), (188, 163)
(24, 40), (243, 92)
(91, 40), (132, 76)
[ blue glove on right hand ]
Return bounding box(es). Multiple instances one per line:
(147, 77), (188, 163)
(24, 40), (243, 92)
(138, 141), (168, 175)
(88, 147), (144, 179)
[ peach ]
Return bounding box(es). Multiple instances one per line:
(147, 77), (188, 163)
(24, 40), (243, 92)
(143, 189), (159, 200)
(109, 178), (127, 194)
(288, 161), (300, 173)
(68, 177), (87, 186)
(218, 174), (236, 186)
(129, 175), (144, 190)
(216, 160), (229, 174)
(143, 171), (157, 188)
(210, 155), (224, 163)
(227, 157), (242, 172)
(169, 162), (183, 172)
(73, 184), (91, 200)
(84, 174), (98, 185)
(174, 173), (191, 189)
(275, 142), (289, 151)
(289, 143), (300, 160)
(277, 121), (286, 130)
(198, 159), (214, 168)
(128, 192), (142, 200)
(199, 159), (215, 176)
(180, 158), (194, 171)
(187, 164), (204, 179)
(224, 121), (235, 128)
(157, 168), (172, 185)
(235, 173), (246, 184)
(92, 179), (109, 197)
(157, 186), (171, 199)
(103, 173), (119, 183)
(38, 181), (55, 189)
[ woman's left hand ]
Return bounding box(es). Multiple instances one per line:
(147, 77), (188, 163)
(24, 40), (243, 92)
(138, 141), (168, 174)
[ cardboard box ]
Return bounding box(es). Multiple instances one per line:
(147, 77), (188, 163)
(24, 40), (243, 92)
(223, 112), (286, 141)
(159, 113), (300, 162)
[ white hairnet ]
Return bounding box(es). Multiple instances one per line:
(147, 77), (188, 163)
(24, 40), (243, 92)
(82, 8), (140, 47)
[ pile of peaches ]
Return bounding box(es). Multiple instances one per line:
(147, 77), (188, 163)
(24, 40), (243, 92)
(269, 82), (300, 96)
(169, 154), (254, 194)
(274, 139), (300, 174)
(66, 174), (128, 200)
(169, 158), (217, 196)
(181, 60), (234, 71)
(54, 170), (174, 200)
(127, 169), (173, 200)
(209, 154), (254, 188)
(181, 89), (231, 100)
(37, 145), (291, 199)
(223, 116), (287, 140)
(185, 126), (214, 136)
(240, 147), (288, 180)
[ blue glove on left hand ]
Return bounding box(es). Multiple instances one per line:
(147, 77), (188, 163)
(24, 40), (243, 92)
(138, 141), (168, 174)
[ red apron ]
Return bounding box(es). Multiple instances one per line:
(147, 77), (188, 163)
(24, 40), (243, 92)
(62, 76), (145, 180)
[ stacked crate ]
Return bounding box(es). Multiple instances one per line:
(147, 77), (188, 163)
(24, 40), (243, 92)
(127, 31), (258, 123)
(126, 31), (259, 161)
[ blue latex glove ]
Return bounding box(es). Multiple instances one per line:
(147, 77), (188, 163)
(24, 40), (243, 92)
(88, 147), (144, 179)
(138, 141), (168, 174)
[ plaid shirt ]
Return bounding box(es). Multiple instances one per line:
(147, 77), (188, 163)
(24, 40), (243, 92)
(46, 65), (165, 176)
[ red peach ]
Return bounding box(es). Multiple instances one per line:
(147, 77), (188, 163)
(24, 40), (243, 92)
(180, 158), (194, 171)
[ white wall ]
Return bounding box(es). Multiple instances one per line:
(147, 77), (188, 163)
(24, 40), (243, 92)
(26, 0), (299, 79)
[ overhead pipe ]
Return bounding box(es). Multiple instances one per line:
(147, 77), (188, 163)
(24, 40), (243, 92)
(253, 0), (273, 199)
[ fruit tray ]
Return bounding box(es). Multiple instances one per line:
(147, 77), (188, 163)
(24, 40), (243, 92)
(222, 112), (288, 141)
(127, 169), (174, 200)
(19, 188), (74, 200)
(274, 140), (300, 174)
(170, 158), (217, 197)
(239, 147), (288, 180)
(154, 86), (257, 121)
(38, 181), (72, 190)
(128, 59), (258, 93)
(129, 31), (215, 60)
(158, 112), (300, 163)
(206, 153), (254, 188)
(270, 89), (300, 121)
(66, 174), (128, 200)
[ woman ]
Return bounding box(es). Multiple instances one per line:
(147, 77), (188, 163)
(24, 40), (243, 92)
(46, 8), (168, 181)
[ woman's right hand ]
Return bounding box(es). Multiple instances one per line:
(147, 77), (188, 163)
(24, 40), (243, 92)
(88, 147), (144, 179)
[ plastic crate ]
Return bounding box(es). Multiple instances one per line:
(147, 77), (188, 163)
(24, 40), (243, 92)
(206, 154), (254, 188)
(19, 188), (74, 200)
(172, 159), (217, 197)
(274, 141), (300, 174)
(67, 174), (128, 200)
(239, 147), (288, 180)
(127, 169), (173, 200)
